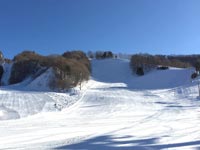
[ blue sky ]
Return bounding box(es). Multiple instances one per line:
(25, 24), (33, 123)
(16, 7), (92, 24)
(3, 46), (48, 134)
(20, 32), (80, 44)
(1, 0), (200, 59)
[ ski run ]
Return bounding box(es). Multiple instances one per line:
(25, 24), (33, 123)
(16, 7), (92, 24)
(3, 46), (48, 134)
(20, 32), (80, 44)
(0, 59), (200, 150)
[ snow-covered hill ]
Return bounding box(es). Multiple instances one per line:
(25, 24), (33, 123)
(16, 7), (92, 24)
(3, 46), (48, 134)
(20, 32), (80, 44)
(92, 59), (193, 89)
(0, 67), (84, 120)
(0, 59), (200, 149)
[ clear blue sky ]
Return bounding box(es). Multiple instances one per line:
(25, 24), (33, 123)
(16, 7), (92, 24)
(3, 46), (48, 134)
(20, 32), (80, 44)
(1, 0), (200, 59)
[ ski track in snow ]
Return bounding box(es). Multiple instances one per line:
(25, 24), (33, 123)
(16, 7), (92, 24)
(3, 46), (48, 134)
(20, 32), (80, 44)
(0, 59), (200, 150)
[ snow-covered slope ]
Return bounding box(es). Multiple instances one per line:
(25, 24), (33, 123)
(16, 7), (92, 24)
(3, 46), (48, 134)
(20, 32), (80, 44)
(26, 68), (54, 91)
(92, 59), (193, 89)
(0, 59), (200, 150)
(92, 59), (132, 83)
(0, 67), (84, 119)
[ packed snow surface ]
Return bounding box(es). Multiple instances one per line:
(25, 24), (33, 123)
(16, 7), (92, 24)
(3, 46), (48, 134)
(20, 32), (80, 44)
(0, 59), (200, 150)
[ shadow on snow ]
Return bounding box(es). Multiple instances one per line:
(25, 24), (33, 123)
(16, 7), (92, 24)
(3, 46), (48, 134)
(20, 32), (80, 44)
(54, 135), (200, 150)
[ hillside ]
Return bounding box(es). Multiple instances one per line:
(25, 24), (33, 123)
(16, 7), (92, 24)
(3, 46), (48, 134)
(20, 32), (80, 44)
(0, 51), (90, 90)
(0, 59), (200, 149)
(0, 50), (91, 120)
(92, 59), (193, 89)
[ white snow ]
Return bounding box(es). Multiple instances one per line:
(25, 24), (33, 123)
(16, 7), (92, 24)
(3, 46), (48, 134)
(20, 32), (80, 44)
(92, 59), (193, 89)
(0, 105), (20, 120)
(0, 59), (200, 150)
(26, 68), (54, 91)
(0, 67), (84, 119)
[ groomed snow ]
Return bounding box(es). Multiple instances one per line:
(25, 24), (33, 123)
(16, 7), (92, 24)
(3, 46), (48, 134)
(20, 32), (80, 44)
(0, 59), (200, 150)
